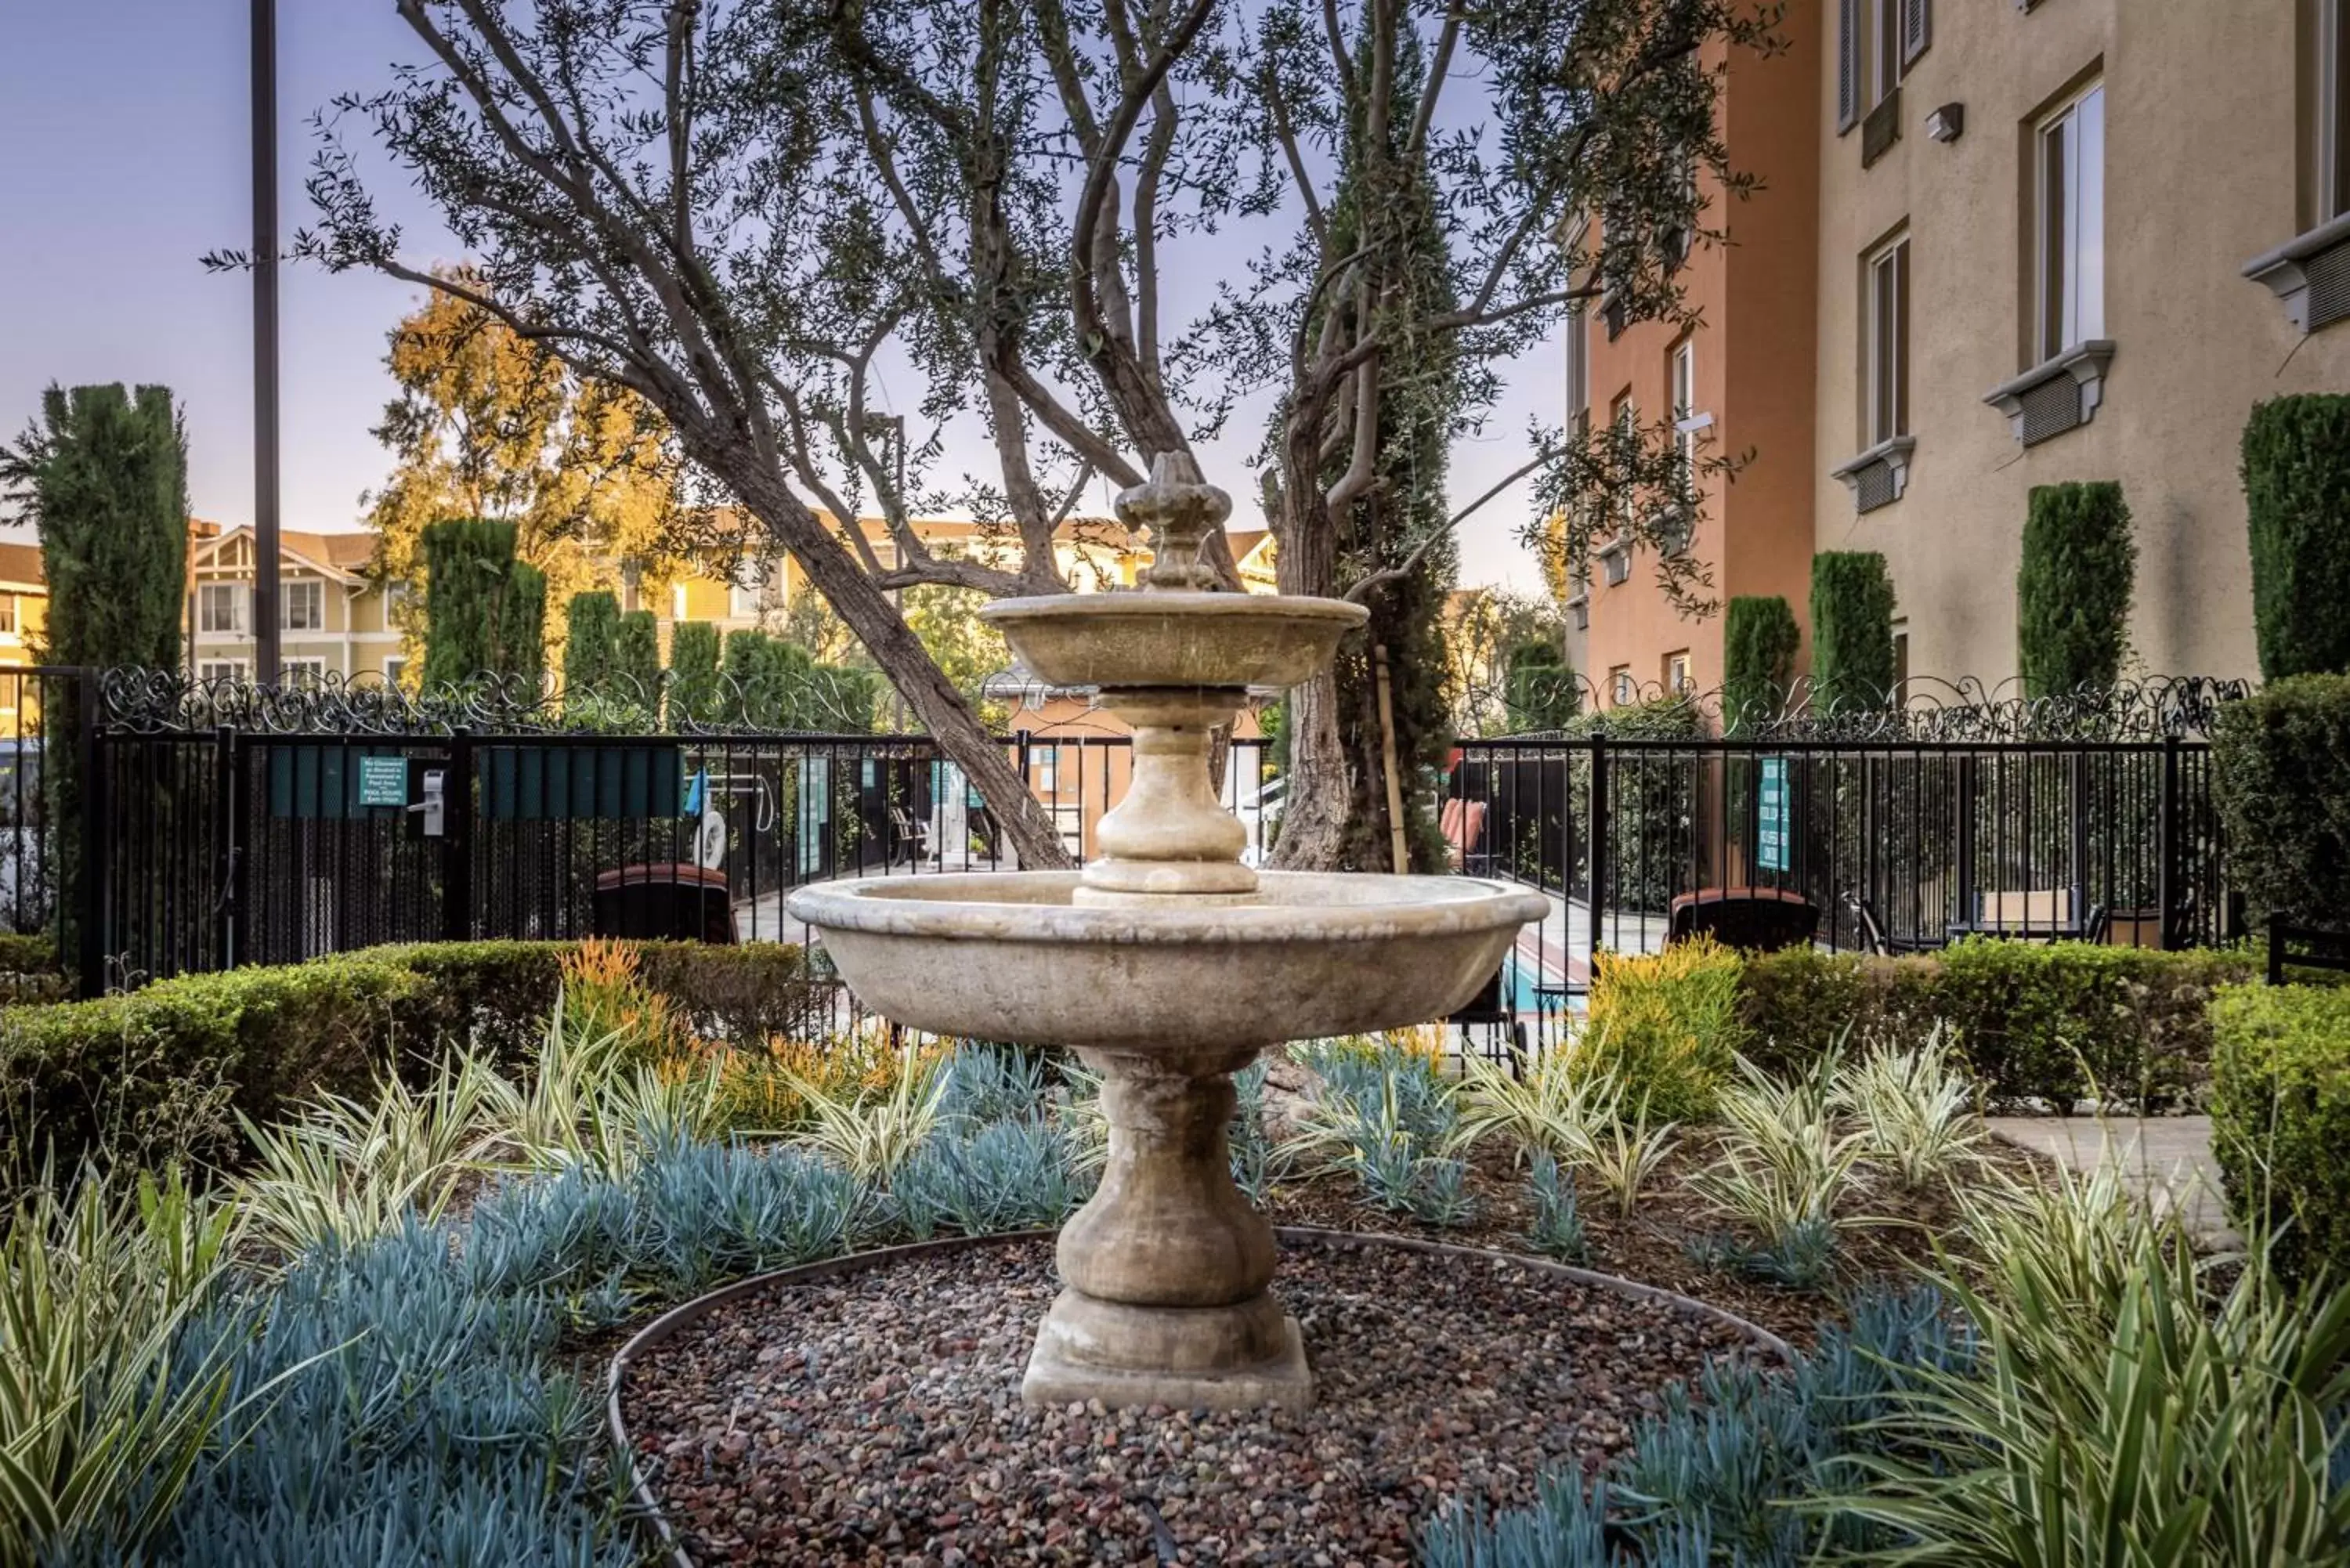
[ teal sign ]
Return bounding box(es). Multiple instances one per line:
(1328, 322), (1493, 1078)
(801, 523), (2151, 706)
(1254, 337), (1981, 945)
(1757, 757), (1790, 873)
(358, 755), (407, 808)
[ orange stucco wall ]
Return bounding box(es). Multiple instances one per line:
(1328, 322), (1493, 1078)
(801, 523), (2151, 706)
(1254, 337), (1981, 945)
(1582, 1), (1823, 705)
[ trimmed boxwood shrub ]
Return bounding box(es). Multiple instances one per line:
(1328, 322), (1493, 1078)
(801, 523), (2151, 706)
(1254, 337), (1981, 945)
(2017, 481), (2135, 699)
(1722, 594), (1801, 733)
(2210, 981), (2350, 1282)
(1739, 941), (2257, 1111)
(2211, 674), (2350, 930)
(2243, 393), (2350, 680)
(0, 939), (819, 1194)
(1809, 551), (1895, 714)
(0, 955), (429, 1190)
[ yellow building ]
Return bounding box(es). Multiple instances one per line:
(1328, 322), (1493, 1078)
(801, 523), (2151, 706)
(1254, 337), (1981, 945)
(0, 544), (49, 734)
(187, 526), (405, 685)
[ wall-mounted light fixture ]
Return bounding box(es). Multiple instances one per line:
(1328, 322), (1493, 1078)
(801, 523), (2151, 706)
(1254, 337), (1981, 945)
(1926, 103), (1965, 143)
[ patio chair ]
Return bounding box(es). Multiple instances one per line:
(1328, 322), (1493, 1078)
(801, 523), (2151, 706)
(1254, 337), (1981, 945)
(592, 862), (737, 944)
(1438, 797), (1488, 872)
(888, 805), (935, 869)
(1667, 887), (1818, 953)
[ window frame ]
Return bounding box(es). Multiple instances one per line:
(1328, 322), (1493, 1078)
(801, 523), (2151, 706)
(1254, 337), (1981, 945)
(281, 579), (324, 632)
(1664, 650), (1693, 695)
(382, 655), (407, 688)
(197, 582), (244, 634)
(2034, 81), (2106, 363)
(2323, 0), (2350, 223)
(1866, 233), (1912, 446)
(1670, 338), (1699, 479)
(0, 598), (19, 638)
(197, 659), (248, 684)
(1871, 0), (1901, 107)
(1608, 666), (1635, 707)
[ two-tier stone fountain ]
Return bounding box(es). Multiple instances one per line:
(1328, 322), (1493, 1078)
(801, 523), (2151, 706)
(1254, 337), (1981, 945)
(788, 455), (1546, 1412)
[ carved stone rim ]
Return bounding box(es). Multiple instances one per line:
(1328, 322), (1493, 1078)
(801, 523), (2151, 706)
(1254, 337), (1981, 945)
(605, 1227), (1794, 1568)
(786, 869), (1552, 945)
(979, 591), (1369, 627)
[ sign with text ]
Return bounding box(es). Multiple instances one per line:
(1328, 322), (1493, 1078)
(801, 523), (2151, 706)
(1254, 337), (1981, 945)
(358, 755), (408, 808)
(1757, 756), (1790, 873)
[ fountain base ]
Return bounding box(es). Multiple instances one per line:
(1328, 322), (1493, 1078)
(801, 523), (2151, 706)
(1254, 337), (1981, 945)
(1021, 1289), (1313, 1411)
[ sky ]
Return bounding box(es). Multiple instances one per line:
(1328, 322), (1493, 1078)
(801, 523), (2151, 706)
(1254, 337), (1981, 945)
(0, 2), (1555, 593)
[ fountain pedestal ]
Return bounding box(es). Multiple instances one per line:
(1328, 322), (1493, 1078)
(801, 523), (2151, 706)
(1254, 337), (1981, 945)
(789, 452), (1546, 1414)
(1024, 1043), (1311, 1410)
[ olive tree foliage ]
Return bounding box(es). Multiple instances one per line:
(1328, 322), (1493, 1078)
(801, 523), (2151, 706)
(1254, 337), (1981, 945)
(1229, 0), (1775, 865)
(270, 0), (1767, 869)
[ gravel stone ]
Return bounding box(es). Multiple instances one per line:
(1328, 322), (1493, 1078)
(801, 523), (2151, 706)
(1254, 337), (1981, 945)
(620, 1237), (1754, 1564)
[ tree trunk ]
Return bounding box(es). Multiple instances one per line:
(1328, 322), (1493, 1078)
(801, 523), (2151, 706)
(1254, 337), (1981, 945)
(1267, 479), (1354, 872)
(722, 462), (1075, 871)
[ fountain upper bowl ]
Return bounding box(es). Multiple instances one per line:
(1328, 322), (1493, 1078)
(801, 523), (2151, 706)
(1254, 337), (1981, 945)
(979, 593), (1368, 692)
(786, 871), (1549, 1050)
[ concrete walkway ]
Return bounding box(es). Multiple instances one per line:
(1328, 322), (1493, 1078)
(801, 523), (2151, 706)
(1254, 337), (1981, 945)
(1986, 1115), (2239, 1248)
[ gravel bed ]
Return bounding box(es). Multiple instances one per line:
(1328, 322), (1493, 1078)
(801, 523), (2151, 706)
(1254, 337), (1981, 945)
(620, 1235), (1758, 1565)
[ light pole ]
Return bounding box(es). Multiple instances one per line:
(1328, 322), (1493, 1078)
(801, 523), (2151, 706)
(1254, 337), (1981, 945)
(251, 0), (282, 687)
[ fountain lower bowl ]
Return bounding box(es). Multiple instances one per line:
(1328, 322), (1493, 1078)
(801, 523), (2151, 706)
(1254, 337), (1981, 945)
(786, 871), (1549, 1049)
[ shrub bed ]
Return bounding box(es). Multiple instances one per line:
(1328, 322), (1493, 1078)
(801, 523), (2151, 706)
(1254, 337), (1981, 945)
(0, 939), (817, 1190)
(2210, 981), (2350, 1283)
(1738, 941), (2255, 1110)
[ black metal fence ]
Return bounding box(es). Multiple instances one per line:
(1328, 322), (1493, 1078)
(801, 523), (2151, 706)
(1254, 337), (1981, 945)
(84, 677), (1277, 990)
(14, 670), (2248, 1048)
(1445, 730), (2235, 1041)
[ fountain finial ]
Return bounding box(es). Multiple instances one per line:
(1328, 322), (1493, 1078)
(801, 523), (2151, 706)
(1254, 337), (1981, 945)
(1118, 451), (1231, 591)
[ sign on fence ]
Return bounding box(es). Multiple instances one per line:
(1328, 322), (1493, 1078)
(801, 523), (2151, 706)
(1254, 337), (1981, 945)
(1757, 756), (1790, 873)
(357, 755), (407, 807)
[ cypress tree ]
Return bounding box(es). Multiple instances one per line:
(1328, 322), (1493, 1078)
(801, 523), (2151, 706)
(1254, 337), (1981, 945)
(1810, 552), (1896, 715)
(562, 591), (619, 695)
(1503, 641), (1580, 732)
(421, 518), (544, 685)
(2, 383), (190, 966)
(613, 610), (660, 706)
(8, 384), (188, 671)
(2243, 395), (2350, 679)
(2017, 482), (2135, 699)
(1723, 595), (1802, 732)
(667, 620), (720, 727)
(721, 628), (772, 727)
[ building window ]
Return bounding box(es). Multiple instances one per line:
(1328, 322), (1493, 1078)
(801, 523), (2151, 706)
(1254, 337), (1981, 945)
(1609, 666), (1636, 707)
(1609, 391), (1636, 534)
(282, 580), (324, 631)
(728, 562), (766, 620)
(1567, 314), (1591, 436)
(383, 656), (407, 688)
(383, 582), (411, 616)
(0, 598), (18, 637)
(672, 583), (689, 621)
(1664, 651), (1693, 694)
(198, 659), (247, 684)
(1871, 0), (1900, 107)
(2324, 0), (2350, 223)
(2035, 82), (2106, 362)
(280, 658), (327, 689)
(1670, 338), (1699, 479)
(1867, 235), (1911, 444)
(197, 583), (244, 634)
(1892, 623), (1911, 706)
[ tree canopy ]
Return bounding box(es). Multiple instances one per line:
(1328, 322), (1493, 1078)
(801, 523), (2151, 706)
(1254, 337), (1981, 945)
(276, 0), (1775, 866)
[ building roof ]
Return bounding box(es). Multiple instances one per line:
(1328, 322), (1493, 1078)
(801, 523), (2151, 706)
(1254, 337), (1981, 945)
(0, 544), (41, 591)
(193, 524), (377, 582)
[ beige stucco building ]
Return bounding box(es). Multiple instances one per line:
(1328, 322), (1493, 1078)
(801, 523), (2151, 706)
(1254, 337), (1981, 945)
(1816, 0), (2350, 687)
(188, 526), (401, 685)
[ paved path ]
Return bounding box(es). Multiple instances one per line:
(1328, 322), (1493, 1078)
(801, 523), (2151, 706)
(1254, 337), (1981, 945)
(1987, 1115), (2238, 1248)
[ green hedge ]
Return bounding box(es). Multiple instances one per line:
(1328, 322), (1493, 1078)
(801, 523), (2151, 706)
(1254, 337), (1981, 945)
(2211, 674), (2350, 930)
(1810, 551), (1896, 715)
(1722, 594), (1801, 734)
(1739, 941), (2256, 1111)
(2211, 981), (2350, 1282)
(2017, 481), (2135, 699)
(2243, 394), (2350, 681)
(0, 939), (819, 1193)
